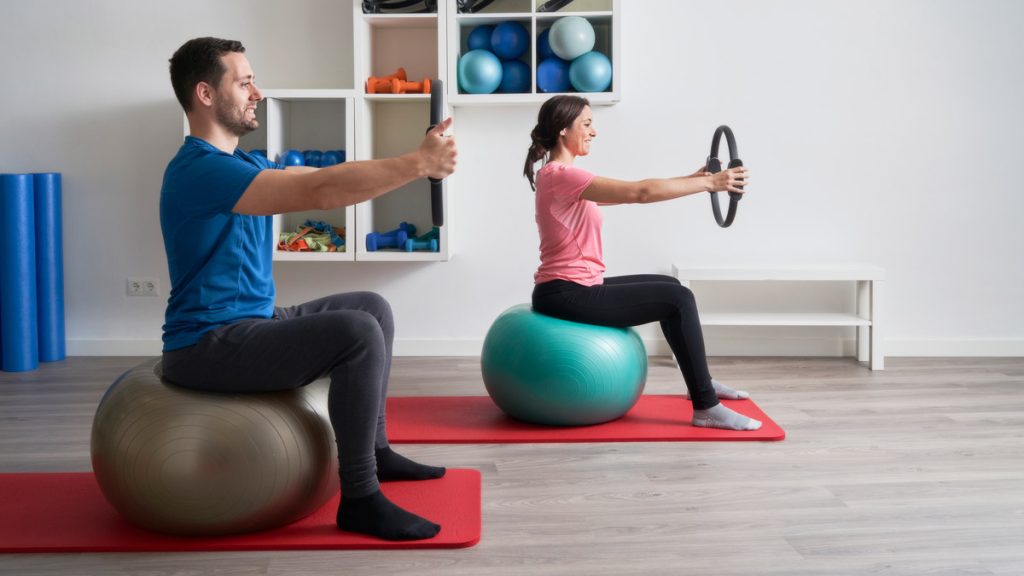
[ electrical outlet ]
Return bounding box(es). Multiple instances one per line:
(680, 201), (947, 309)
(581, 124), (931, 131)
(127, 277), (160, 297)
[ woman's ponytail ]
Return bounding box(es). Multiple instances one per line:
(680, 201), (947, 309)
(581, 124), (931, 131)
(523, 128), (550, 191)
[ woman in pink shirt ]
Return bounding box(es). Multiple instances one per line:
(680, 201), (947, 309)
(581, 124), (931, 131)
(524, 95), (760, 431)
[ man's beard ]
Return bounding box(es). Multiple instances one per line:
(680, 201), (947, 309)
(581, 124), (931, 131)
(215, 97), (258, 137)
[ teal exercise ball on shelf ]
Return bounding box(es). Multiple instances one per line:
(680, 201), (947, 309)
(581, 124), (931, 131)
(569, 50), (612, 92)
(458, 49), (503, 94)
(548, 16), (595, 61)
(481, 304), (647, 426)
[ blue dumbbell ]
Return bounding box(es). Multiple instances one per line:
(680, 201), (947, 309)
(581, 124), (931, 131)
(366, 222), (416, 251)
(404, 238), (439, 252)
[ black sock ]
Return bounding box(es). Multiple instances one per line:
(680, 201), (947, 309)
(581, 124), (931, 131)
(376, 446), (446, 481)
(337, 490), (441, 541)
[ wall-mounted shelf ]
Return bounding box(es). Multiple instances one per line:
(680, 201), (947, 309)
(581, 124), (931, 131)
(447, 0), (620, 106)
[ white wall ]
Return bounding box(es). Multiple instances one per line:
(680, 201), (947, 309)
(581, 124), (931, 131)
(1, 0), (1022, 358)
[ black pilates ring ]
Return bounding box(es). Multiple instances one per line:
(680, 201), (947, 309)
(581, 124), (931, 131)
(426, 79), (445, 227)
(706, 125), (743, 228)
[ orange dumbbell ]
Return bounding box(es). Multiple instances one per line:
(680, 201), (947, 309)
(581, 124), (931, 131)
(392, 78), (432, 94)
(365, 68), (407, 93)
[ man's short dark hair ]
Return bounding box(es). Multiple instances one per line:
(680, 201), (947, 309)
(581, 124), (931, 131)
(169, 37), (246, 112)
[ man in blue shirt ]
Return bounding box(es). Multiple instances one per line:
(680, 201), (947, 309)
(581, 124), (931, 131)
(160, 37), (457, 541)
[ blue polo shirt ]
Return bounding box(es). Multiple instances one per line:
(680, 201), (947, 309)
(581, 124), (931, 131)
(159, 136), (282, 351)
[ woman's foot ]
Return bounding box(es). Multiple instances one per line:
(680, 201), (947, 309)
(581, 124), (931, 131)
(376, 446), (446, 481)
(687, 378), (750, 400)
(692, 403), (762, 431)
(337, 490), (441, 540)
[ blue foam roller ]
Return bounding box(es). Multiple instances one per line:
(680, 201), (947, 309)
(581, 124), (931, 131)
(1, 174), (39, 372)
(33, 172), (65, 362)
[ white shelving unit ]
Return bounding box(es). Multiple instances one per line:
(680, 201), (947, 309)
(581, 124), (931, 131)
(447, 0), (620, 107)
(672, 263), (886, 370)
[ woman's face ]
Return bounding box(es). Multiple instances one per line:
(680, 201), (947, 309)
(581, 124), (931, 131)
(559, 106), (595, 157)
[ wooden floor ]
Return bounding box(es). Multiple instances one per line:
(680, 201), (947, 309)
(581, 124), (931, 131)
(2, 356), (1023, 575)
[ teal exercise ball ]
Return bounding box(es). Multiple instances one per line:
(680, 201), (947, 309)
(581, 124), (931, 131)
(481, 304), (647, 426)
(569, 51), (612, 92)
(458, 49), (503, 94)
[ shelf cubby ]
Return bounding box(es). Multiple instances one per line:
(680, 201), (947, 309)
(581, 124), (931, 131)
(354, 2), (452, 261)
(265, 91), (356, 262)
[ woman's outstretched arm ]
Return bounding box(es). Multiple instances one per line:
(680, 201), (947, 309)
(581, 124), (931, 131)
(582, 165), (748, 205)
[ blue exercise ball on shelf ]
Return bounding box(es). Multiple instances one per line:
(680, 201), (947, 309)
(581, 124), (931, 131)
(499, 59), (531, 93)
(537, 28), (555, 61)
(303, 150), (322, 167)
(548, 16), (595, 61)
(458, 49), (503, 94)
(537, 57), (571, 93)
(569, 50), (612, 92)
(280, 149), (305, 166)
(491, 21), (529, 60)
(321, 150), (344, 167)
(467, 25), (494, 51)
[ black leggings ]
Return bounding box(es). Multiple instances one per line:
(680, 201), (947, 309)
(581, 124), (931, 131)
(532, 275), (719, 410)
(161, 291), (394, 499)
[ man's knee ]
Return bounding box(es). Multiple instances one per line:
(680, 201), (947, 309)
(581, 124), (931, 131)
(356, 291), (393, 323)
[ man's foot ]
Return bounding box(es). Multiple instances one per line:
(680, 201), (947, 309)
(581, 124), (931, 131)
(337, 490), (441, 540)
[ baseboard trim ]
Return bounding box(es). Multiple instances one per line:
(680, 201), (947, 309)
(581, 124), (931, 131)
(67, 339), (163, 356)
(66, 337), (1024, 357)
(884, 338), (1024, 357)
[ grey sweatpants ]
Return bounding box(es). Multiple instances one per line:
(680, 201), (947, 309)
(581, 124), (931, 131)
(161, 291), (394, 498)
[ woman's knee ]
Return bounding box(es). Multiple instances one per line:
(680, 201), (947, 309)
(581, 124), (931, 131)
(673, 284), (697, 308)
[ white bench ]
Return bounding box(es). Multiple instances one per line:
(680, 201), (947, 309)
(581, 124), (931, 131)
(671, 264), (885, 370)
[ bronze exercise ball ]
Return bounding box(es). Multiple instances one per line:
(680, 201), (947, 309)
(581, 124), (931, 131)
(90, 358), (338, 536)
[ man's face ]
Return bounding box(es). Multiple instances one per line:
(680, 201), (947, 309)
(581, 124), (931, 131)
(213, 52), (262, 137)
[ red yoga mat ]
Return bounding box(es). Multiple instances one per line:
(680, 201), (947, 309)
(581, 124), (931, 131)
(386, 395), (785, 443)
(0, 469), (480, 553)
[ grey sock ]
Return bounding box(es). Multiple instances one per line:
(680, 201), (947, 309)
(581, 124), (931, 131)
(687, 378), (750, 400)
(692, 403), (762, 431)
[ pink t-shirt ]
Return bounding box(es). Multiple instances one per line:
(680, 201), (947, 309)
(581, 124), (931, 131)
(534, 161), (605, 286)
